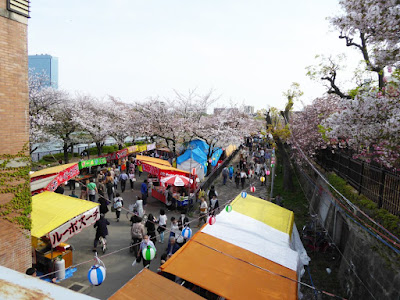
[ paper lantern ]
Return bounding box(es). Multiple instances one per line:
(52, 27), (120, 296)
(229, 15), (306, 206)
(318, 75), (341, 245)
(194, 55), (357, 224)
(271, 163), (275, 168)
(142, 245), (156, 261)
(260, 176), (265, 182)
(272, 153), (275, 157)
(182, 227), (192, 239)
(250, 186), (256, 193)
(212, 157), (216, 160)
(266, 170), (270, 176)
(208, 216), (216, 225)
(225, 205), (232, 212)
(88, 265), (106, 286)
(209, 159), (212, 163)
(241, 191), (247, 198)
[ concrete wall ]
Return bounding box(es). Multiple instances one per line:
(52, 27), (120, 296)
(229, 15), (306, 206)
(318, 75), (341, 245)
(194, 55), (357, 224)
(0, 0), (31, 272)
(298, 168), (400, 299)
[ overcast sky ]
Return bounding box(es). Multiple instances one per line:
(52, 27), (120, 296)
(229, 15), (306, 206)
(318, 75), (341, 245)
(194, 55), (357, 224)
(28, 0), (360, 111)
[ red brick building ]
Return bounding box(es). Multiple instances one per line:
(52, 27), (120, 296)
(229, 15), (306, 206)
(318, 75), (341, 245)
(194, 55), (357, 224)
(0, 0), (31, 272)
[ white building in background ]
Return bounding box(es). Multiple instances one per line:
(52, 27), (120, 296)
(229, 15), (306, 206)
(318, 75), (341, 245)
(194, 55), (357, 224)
(244, 105), (254, 115)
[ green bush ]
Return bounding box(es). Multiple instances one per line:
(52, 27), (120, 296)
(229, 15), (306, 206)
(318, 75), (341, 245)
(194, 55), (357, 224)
(41, 152), (73, 162)
(327, 173), (399, 236)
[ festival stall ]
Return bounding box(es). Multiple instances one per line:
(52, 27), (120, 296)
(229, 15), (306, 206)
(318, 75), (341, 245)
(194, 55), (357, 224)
(160, 193), (310, 299)
(176, 147), (207, 181)
(109, 268), (204, 300)
(31, 191), (100, 276)
(101, 148), (129, 163)
(30, 163), (80, 195)
(78, 157), (107, 170)
(135, 155), (196, 204)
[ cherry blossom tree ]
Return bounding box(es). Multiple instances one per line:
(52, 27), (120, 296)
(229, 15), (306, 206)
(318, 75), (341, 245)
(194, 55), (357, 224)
(29, 70), (64, 153)
(194, 107), (252, 174)
(330, 0), (400, 89)
(289, 94), (340, 158)
(322, 75), (400, 170)
(74, 95), (113, 156)
(42, 96), (82, 163)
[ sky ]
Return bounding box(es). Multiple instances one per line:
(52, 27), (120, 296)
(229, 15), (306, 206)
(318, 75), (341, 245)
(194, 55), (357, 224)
(28, 0), (361, 111)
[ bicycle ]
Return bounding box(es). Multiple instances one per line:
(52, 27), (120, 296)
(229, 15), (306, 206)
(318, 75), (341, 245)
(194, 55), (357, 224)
(99, 236), (107, 253)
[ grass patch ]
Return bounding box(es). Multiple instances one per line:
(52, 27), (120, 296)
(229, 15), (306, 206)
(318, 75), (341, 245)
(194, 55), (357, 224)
(272, 162), (309, 228)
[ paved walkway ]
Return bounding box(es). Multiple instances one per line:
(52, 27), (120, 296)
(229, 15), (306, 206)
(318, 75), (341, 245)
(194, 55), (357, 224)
(57, 151), (272, 298)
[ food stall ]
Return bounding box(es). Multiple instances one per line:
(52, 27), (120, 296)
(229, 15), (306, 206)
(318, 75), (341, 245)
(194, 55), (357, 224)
(30, 163), (80, 195)
(31, 191), (100, 276)
(136, 156), (196, 205)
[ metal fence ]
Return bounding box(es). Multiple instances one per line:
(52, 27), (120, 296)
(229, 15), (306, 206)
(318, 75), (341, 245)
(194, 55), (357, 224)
(316, 149), (400, 216)
(31, 143), (115, 162)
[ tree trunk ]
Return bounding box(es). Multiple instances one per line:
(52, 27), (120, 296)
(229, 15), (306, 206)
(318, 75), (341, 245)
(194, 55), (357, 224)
(277, 140), (294, 192)
(96, 142), (102, 156)
(63, 142), (69, 164)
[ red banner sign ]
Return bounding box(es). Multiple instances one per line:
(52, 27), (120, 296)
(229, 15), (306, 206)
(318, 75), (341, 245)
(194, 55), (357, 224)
(46, 164), (80, 192)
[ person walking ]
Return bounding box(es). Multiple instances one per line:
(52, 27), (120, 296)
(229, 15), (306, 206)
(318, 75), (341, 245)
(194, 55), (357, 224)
(169, 217), (179, 238)
(133, 196), (144, 218)
(93, 214), (110, 252)
(87, 178), (98, 202)
(234, 171), (240, 189)
(113, 193), (123, 222)
(105, 171), (114, 203)
(207, 185), (218, 204)
(138, 235), (156, 268)
(131, 216), (145, 257)
(228, 165), (234, 181)
(222, 166), (228, 185)
(141, 179), (148, 206)
(197, 197), (208, 227)
(98, 194), (109, 215)
(145, 214), (157, 243)
(98, 179), (106, 201)
(240, 169), (247, 189)
(80, 180), (88, 200)
(119, 171), (129, 193)
(209, 195), (220, 215)
(157, 209), (167, 243)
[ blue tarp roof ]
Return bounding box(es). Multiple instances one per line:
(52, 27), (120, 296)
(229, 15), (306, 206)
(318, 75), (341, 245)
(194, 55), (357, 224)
(177, 147), (207, 165)
(188, 140), (209, 154)
(211, 148), (223, 166)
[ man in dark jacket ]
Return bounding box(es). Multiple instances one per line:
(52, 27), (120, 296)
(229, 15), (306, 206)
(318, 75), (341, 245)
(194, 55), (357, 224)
(165, 236), (180, 258)
(93, 214), (110, 252)
(141, 179), (148, 206)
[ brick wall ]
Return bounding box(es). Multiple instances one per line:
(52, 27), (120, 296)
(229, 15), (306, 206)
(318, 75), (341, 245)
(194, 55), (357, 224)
(0, 9), (29, 154)
(0, 0), (31, 273)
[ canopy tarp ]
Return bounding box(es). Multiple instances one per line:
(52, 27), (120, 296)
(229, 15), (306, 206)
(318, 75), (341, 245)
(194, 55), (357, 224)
(136, 155), (171, 167)
(161, 232), (297, 300)
(32, 191), (99, 244)
(30, 163), (78, 179)
(176, 148), (206, 165)
(188, 139), (209, 154)
(142, 161), (190, 177)
(201, 209), (299, 271)
(30, 174), (57, 194)
(109, 268), (204, 300)
(78, 157), (107, 169)
(225, 144), (237, 157)
(0, 266), (97, 300)
(210, 148), (223, 166)
(231, 194), (294, 236)
(30, 163), (80, 194)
